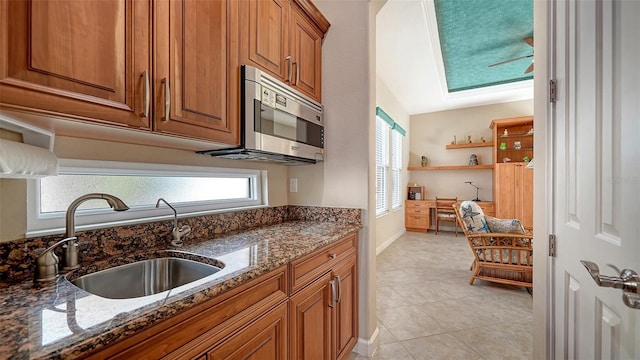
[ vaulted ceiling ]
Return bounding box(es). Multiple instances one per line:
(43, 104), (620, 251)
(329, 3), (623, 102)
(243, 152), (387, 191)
(376, 0), (534, 115)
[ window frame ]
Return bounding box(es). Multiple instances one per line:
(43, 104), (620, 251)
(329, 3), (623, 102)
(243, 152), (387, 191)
(27, 159), (267, 237)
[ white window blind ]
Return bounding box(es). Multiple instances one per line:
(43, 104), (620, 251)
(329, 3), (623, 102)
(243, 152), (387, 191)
(375, 117), (390, 215)
(391, 129), (403, 209)
(376, 106), (405, 217)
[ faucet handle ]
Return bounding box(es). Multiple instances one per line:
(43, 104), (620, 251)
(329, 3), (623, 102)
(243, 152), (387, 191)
(35, 237), (76, 282)
(170, 225), (191, 247)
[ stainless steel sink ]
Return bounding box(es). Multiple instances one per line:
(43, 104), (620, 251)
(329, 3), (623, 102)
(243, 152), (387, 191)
(70, 257), (223, 299)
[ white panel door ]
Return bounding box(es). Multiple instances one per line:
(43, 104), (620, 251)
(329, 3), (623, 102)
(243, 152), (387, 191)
(551, 0), (640, 359)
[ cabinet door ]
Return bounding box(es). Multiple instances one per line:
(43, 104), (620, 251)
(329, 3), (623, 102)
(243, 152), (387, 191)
(154, 0), (240, 145)
(333, 258), (358, 360)
(289, 272), (332, 360)
(205, 302), (288, 360)
(520, 164), (534, 229)
(494, 163), (517, 220)
(289, 7), (322, 101)
(240, 0), (289, 80)
(495, 163), (533, 229)
(0, 0), (150, 128)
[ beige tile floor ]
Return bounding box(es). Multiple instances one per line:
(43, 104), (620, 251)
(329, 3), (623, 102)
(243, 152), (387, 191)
(349, 231), (533, 360)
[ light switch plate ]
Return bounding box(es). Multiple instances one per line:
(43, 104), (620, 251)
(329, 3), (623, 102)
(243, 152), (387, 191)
(289, 178), (298, 193)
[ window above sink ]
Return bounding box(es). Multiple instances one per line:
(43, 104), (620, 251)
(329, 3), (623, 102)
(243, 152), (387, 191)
(27, 159), (267, 237)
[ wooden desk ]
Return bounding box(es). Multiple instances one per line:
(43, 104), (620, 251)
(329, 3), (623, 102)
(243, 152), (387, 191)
(405, 200), (495, 233)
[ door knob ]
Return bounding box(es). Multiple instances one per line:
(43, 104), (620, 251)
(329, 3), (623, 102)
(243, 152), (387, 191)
(580, 260), (640, 309)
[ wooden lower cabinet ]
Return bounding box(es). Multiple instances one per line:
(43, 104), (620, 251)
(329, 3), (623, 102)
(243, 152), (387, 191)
(85, 233), (359, 360)
(289, 234), (359, 360)
(197, 302), (288, 360)
(332, 255), (358, 360)
(405, 201), (430, 232)
(86, 267), (288, 360)
(289, 271), (333, 360)
(494, 162), (533, 230)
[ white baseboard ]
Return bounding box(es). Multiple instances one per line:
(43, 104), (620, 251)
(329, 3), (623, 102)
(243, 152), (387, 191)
(376, 229), (405, 255)
(353, 326), (380, 357)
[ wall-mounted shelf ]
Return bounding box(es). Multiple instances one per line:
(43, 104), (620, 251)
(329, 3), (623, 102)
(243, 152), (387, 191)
(408, 165), (494, 171)
(445, 142), (492, 150)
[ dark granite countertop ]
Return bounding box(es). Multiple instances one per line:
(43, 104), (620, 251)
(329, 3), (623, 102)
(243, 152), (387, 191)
(0, 221), (361, 359)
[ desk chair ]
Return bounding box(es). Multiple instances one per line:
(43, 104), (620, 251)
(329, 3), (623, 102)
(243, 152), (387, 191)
(435, 197), (458, 236)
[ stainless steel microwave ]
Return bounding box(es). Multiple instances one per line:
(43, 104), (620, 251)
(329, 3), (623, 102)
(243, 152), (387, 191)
(198, 65), (324, 165)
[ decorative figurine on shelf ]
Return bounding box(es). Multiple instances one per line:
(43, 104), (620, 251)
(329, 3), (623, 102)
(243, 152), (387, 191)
(503, 157), (512, 163)
(503, 129), (509, 136)
(499, 142), (507, 150)
(469, 154), (478, 165)
(514, 141), (522, 150)
(481, 136), (486, 142)
(421, 156), (428, 167)
(451, 135), (457, 145)
(467, 135), (472, 144)
(527, 128), (534, 135)
(523, 156), (531, 162)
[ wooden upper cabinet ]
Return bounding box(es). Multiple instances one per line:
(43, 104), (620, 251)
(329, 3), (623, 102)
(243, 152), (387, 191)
(240, 0), (328, 102)
(0, 0), (151, 129)
(241, 0), (289, 80)
(290, 7), (322, 101)
(154, 0), (240, 145)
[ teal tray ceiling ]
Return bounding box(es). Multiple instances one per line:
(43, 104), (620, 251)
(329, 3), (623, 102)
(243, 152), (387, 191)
(435, 0), (533, 92)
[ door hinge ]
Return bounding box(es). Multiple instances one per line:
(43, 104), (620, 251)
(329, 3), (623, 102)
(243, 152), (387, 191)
(549, 234), (557, 257)
(549, 79), (557, 103)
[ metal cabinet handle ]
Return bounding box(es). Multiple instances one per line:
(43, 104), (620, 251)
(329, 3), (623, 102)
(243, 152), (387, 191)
(329, 279), (337, 308)
(294, 61), (299, 85)
(140, 71), (150, 118)
(335, 275), (342, 304)
(286, 56), (292, 83)
(161, 77), (170, 122)
(580, 260), (640, 309)
(329, 253), (337, 259)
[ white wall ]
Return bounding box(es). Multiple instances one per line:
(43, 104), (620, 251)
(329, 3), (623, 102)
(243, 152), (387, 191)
(291, 1), (377, 356)
(409, 100), (533, 209)
(375, 76), (409, 253)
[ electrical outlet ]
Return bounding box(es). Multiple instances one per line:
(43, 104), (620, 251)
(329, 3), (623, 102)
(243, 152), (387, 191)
(290, 178), (298, 193)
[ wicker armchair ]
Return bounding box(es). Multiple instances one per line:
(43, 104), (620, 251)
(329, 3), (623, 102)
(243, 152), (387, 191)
(453, 201), (533, 288)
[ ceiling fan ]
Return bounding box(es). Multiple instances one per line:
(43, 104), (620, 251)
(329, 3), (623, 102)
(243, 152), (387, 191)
(488, 37), (534, 74)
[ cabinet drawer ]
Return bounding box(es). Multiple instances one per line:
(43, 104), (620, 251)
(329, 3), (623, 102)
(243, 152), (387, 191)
(289, 233), (357, 294)
(406, 207), (428, 215)
(405, 201), (430, 211)
(406, 214), (429, 228)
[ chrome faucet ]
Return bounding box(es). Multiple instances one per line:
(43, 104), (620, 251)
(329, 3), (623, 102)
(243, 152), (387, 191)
(156, 198), (191, 247)
(35, 193), (129, 281)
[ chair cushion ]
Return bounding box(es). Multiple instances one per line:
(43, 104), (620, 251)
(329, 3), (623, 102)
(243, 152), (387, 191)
(458, 201), (489, 233)
(484, 216), (526, 234)
(437, 212), (456, 218)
